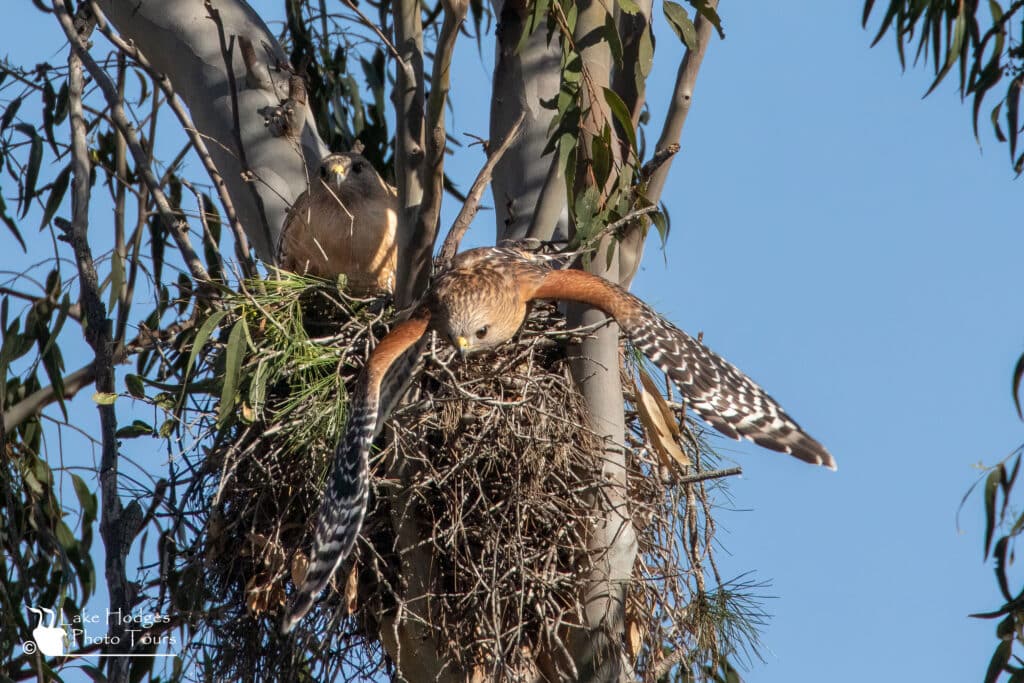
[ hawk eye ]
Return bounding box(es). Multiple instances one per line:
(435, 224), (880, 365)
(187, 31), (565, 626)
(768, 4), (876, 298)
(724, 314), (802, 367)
(475, 326), (489, 340)
(352, 161), (365, 174)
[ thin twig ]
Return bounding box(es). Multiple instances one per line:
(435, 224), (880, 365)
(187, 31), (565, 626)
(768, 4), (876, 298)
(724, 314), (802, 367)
(338, 0), (410, 74)
(205, 0), (274, 261)
(403, 0), (468, 298)
(52, 2), (131, 679)
(91, 4), (257, 279)
(437, 111), (527, 263)
(675, 466), (742, 486)
(53, 3), (210, 283)
(646, 1), (719, 206)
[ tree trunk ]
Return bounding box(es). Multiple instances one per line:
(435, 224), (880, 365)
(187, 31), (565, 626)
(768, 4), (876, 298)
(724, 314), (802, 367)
(489, 0), (566, 243)
(98, 0), (327, 261)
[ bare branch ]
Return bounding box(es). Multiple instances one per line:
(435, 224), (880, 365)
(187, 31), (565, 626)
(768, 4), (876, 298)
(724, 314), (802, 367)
(646, 1), (719, 206)
(402, 0), (469, 300)
(618, 3), (718, 289)
(391, 0), (426, 307)
(54, 2), (210, 283)
(437, 111), (527, 263)
(52, 2), (132, 678)
(92, 5), (257, 280)
(2, 363), (97, 434)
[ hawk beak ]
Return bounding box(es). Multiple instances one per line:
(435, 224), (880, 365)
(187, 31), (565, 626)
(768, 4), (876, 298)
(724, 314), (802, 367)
(455, 336), (470, 359)
(324, 162), (347, 190)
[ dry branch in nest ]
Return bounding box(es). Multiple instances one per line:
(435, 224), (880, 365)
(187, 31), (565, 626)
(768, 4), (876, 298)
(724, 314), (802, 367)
(164, 273), (762, 682)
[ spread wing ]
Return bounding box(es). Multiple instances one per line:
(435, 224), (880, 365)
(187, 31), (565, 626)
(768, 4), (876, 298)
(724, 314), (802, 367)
(281, 311), (431, 634)
(529, 268), (835, 470)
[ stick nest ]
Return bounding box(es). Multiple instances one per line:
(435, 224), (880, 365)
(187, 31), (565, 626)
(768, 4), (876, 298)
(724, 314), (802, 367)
(168, 274), (760, 682)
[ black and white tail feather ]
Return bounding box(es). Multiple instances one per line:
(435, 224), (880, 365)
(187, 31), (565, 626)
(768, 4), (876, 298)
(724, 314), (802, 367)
(281, 335), (427, 634)
(624, 299), (835, 470)
(279, 383), (376, 635)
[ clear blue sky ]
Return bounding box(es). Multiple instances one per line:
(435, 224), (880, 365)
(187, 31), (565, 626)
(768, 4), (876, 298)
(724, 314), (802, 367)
(3, 2), (1021, 681)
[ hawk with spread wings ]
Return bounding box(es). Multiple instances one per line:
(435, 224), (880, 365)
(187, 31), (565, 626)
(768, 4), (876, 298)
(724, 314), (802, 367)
(278, 152), (401, 296)
(281, 246), (835, 633)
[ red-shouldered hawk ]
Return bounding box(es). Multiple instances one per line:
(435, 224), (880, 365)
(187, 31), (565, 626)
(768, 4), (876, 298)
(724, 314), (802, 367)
(280, 246), (835, 633)
(278, 152), (400, 296)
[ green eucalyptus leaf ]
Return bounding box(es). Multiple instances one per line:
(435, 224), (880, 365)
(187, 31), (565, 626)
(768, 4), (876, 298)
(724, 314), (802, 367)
(663, 1), (698, 50)
(22, 128), (44, 217)
(116, 420), (155, 439)
(603, 87), (637, 152)
(218, 318), (248, 428)
(983, 639), (1011, 683)
(125, 374), (146, 399)
(39, 163), (70, 231)
(984, 466), (1002, 559)
(184, 309), (229, 386)
(71, 473), (98, 522)
(688, 0), (724, 38)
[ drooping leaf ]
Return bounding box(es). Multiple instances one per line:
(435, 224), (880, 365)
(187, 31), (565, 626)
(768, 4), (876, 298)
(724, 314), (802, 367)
(1007, 77), (1021, 163)
(39, 163), (70, 231)
(71, 473), (98, 522)
(925, 10), (965, 97)
(983, 639), (1011, 683)
(183, 309), (229, 387)
(0, 192), (26, 251)
(19, 124), (44, 217)
(591, 128), (612, 189)
(218, 318), (248, 428)
(603, 12), (624, 67)
(663, 1), (699, 50)
(41, 76), (59, 156)
(573, 184), (601, 232)
(604, 87), (638, 152)
(687, 0), (724, 38)
(108, 249), (124, 313)
(984, 466), (1001, 559)
(651, 208), (669, 244)
(635, 366), (690, 470)
(636, 27), (655, 81)
(992, 101), (1007, 142)
(125, 373), (146, 399)
(1, 95), (23, 132)
(861, 0), (876, 28)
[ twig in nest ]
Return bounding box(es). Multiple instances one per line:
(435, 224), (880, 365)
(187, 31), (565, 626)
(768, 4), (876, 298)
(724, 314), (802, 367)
(676, 466), (742, 486)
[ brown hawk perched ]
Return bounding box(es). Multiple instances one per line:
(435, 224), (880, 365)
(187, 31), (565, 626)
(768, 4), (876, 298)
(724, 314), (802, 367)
(277, 152), (400, 296)
(280, 246), (835, 633)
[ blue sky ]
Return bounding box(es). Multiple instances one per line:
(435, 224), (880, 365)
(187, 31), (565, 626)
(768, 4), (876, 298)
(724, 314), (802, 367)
(3, 2), (1022, 681)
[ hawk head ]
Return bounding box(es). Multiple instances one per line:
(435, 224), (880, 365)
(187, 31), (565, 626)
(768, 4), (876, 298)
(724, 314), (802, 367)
(430, 257), (529, 358)
(317, 152), (382, 196)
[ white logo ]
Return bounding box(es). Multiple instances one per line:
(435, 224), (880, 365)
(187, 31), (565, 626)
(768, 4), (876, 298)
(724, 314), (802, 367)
(26, 606), (68, 657)
(20, 604), (179, 660)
